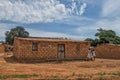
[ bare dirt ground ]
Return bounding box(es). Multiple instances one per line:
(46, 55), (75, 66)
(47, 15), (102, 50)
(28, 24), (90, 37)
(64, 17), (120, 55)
(0, 53), (120, 80)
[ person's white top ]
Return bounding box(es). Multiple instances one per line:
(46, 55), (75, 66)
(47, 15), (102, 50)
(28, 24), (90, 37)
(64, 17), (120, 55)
(92, 51), (96, 56)
(87, 50), (92, 58)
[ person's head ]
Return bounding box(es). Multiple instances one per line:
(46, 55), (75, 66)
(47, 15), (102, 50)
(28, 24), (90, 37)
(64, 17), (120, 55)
(88, 48), (91, 50)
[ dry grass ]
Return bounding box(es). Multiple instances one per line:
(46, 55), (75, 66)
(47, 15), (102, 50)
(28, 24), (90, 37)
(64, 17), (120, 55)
(0, 53), (120, 80)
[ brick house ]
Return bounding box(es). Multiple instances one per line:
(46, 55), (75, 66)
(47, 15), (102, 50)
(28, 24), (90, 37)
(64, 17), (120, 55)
(13, 37), (90, 61)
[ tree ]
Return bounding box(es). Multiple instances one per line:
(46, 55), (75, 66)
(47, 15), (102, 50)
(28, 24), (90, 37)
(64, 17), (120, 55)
(84, 28), (120, 46)
(84, 38), (99, 46)
(113, 36), (120, 44)
(95, 28), (116, 44)
(5, 26), (29, 45)
(84, 38), (94, 46)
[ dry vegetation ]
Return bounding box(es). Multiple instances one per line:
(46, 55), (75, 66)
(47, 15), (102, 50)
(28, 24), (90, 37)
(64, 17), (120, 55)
(0, 53), (120, 80)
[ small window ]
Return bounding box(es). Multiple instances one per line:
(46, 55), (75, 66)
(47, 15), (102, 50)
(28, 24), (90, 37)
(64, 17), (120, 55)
(32, 42), (38, 51)
(76, 44), (80, 54)
(76, 44), (80, 51)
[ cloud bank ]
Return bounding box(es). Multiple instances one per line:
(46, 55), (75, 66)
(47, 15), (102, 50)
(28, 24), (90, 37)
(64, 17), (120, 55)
(0, 0), (87, 23)
(27, 28), (85, 40)
(102, 0), (120, 17)
(76, 18), (120, 39)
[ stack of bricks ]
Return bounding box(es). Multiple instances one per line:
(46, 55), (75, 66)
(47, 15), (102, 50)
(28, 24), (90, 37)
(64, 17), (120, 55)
(95, 44), (120, 59)
(0, 43), (4, 53)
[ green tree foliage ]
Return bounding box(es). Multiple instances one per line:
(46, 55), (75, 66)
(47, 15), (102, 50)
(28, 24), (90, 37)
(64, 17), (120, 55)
(84, 38), (99, 46)
(84, 28), (120, 46)
(5, 26), (29, 45)
(113, 36), (120, 44)
(95, 28), (116, 44)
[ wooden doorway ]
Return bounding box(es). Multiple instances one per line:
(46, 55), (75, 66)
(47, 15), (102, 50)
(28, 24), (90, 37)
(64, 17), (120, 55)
(58, 44), (65, 59)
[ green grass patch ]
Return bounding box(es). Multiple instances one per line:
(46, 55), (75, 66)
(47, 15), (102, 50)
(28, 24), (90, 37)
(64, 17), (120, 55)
(49, 75), (60, 79)
(97, 72), (106, 76)
(109, 72), (120, 76)
(46, 75), (64, 79)
(99, 77), (106, 80)
(97, 71), (120, 76)
(0, 74), (39, 79)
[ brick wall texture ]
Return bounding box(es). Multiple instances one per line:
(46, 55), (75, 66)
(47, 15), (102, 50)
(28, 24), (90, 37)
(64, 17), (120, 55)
(0, 44), (4, 53)
(95, 44), (120, 59)
(13, 37), (90, 60)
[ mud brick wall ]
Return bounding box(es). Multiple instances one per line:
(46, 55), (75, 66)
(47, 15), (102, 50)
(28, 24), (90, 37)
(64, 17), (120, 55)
(0, 44), (4, 53)
(13, 39), (58, 60)
(13, 38), (90, 60)
(65, 42), (90, 59)
(95, 44), (120, 59)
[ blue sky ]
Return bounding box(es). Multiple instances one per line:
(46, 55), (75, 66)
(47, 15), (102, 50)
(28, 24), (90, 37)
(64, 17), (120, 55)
(0, 0), (120, 41)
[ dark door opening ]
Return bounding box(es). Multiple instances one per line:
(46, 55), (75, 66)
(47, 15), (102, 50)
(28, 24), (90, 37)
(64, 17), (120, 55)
(58, 44), (65, 59)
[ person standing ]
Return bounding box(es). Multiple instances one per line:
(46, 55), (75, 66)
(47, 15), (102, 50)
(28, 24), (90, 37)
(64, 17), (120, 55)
(87, 48), (92, 61)
(92, 49), (96, 61)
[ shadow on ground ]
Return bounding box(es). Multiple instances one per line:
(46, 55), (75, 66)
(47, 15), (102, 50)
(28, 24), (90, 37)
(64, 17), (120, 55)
(3, 55), (88, 64)
(4, 56), (18, 63)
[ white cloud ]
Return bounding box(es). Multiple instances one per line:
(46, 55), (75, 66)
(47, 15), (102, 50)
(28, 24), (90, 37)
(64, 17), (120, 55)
(76, 26), (97, 39)
(26, 28), (86, 40)
(96, 18), (120, 35)
(74, 0), (120, 39)
(58, 16), (94, 26)
(102, 0), (120, 17)
(0, 0), (87, 23)
(76, 18), (120, 39)
(79, 3), (87, 15)
(66, 0), (87, 16)
(0, 24), (86, 41)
